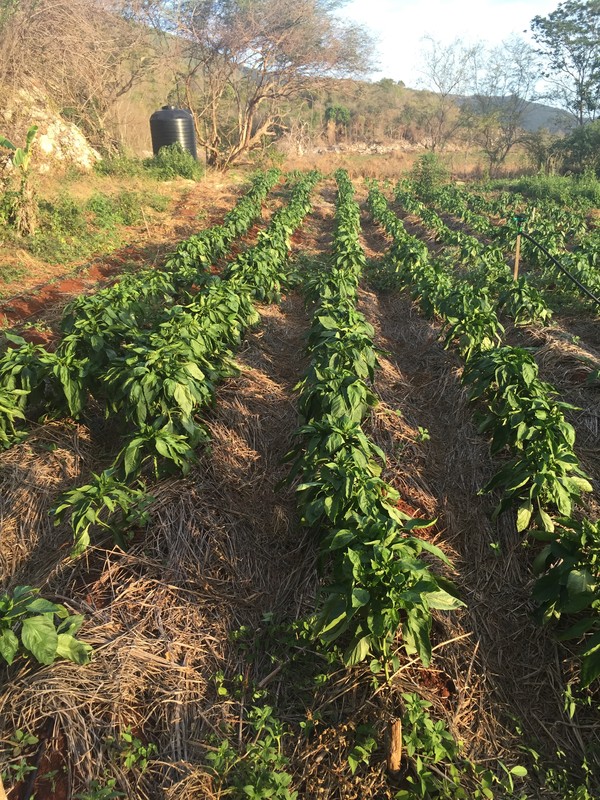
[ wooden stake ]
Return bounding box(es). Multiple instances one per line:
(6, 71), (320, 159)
(513, 233), (521, 281)
(387, 718), (402, 774)
(0, 774), (8, 800)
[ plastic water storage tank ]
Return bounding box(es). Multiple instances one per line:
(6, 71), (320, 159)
(150, 106), (197, 160)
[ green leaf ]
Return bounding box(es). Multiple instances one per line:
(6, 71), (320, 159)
(71, 525), (91, 558)
(580, 648), (600, 688)
(0, 629), (19, 664)
(556, 617), (597, 641)
(57, 614), (85, 636)
(403, 611), (432, 666)
(516, 503), (532, 532)
(568, 476), (593, 494)
(317, 595), (348, 639)
(510, 766), (528, 777)
(25, 125), (38, 150)
(426, 589), (463, 611)
(3, 332), (27, 346)
(21, 615), (58, 665)
(27, 598), (63, 614)
(184, 362), (205, 381)
(537, 507), (555, 533)
(56, 634), (93, 665)
(413, 537), (451, 566)
(172, 383), (194, 416)
(351, 588), (370, 608)
(0, 136), (16, 151)
(344, 635), (371, 666)
(326, 529), (356, 550)
(123, 438), (143, 477)
(565, 569), (595, 608)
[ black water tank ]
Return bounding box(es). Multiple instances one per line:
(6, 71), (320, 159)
(150, 106), (197, 160)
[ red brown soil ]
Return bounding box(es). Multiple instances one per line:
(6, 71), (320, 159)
(0, 250), (141, 330)
(0, 176), (241, 331)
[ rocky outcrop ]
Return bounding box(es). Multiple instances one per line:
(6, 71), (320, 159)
(36, 118), (100, 171)
(0, 87), (100, 171)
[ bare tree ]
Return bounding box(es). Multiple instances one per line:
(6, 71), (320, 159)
(466, 37), (539, 175)
(0, 0), (160, 152)
(172, 0), (373, 168)
(417, 37), (479, 151)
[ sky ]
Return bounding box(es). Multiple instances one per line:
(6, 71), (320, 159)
(342, 0), (560, 88)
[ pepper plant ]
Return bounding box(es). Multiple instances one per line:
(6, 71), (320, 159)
(0, 586), (92, 666)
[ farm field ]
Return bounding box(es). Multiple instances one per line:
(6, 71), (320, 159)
(0, 168), (599, 800)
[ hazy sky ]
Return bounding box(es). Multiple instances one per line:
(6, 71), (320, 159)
(342, 0), (560, 87)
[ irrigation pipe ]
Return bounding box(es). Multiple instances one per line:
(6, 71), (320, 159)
(519, 229), (600, 306)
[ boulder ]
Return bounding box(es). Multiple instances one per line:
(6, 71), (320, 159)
(0, 86), (101, 172)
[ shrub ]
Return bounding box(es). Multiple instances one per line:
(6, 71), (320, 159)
(556, 120), (600, 177)
(488, 172), (600, 206)
(409, 153), (448, 202)
(143, 142), (203, 181)
(86, 192), (143, 227)
(30, 194), (111, 262)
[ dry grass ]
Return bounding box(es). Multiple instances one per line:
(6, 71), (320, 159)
(0, 421), (94, 584)
(280, 146), (528, 183)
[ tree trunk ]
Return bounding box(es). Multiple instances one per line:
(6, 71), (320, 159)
(14, 177), (37, 236)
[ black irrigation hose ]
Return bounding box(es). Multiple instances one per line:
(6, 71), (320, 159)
(520, 230), (600, 306)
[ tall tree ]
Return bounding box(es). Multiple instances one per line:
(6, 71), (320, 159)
(531, 0), (600, 125)
(172, 0), (372, 168)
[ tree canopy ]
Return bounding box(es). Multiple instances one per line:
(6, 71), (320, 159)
(171, 0), (373, 167)
(531, 0), (600, 124)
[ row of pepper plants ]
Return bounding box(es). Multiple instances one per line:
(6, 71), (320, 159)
(0, 169), (282, 451)
(0, 171), (319, 671)
(286, 169), (462, 671)
(394, 181), (554, 326)
(367, 181), (600, 686)
(54, 169), (321, 556)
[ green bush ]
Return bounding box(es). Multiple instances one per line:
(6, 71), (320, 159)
(86, 193), (120, 228)
(488, 172), (600, 206)
(27, 187), (173, 262)
(409, 153), (448, 202)
(38, 195), (87, 237)
(0, 190), (12, 226)
(87, 191), (170, 229)
(86, 192), (143, 227)
(556, 120), (600, 177)
(114, 191), (144, 224)
(143, 192), (170, 212)
(143, 142), (203, 181)
(95, 144), (202, 181)
(29, 194), (115, 262)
